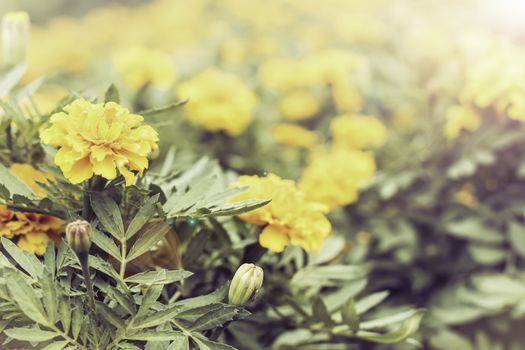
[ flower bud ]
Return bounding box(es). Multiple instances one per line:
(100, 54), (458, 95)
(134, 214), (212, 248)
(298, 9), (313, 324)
(228, 263), (264, 306)
(2, 11), (30, 66)
(66, 220), (92, 255)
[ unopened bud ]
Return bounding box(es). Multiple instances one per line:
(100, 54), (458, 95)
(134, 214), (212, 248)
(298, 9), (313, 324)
(228, 263), (264, 306)
(2, 11), (30, 66)
(66, 220), (92, 255)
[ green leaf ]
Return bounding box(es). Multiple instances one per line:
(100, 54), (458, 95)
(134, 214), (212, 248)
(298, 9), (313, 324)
(92, 227), (121, 261)
(126, 221), (171, 261)
(193, 337), (237, 350)
(97, 302), (126, 332)
(353, 309), (425, 344)
(71, 305), (83, 340)
(5, 271), (48, 325)
(136, 284), (163, 320)
(140, 100), (187, 119)
(174, 284), (228, 311)
(0, 162), (33, 198)
(1, 237), (44, 279)
(311, 298), (334, 326)
(133, 304), (183, 328)
(355, 291), (389, 315)
(341, 298), (359, 334)
(42, 340), (69, 350)
(4, 327), (58, 342)
(0, 64), (27, 95)
(444, 218), (504, 243)
(125, 269), (192, 285)
(42, 270), (58, 324)
(190, 304), (249, 332)
(360, 309), (422, 330)
(125, 194), (160, 239)
(291, 265), (369, 287)
(508, 222), (525, 258)
(90, 192), (125, 239)
(59, 297), (71, 334)
(167, 335), (189, 350)
(105, 83), (120, 103)
(44, 244), (56, 278)
(126, 331), (185, 341)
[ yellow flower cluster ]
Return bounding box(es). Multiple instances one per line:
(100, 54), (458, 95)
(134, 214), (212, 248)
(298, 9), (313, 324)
(0, 206), (63, 255)
(232, 173), (331, 252)
(461, 48), (525, 121)
(331, 114), (388, 149)
(271, 124), (317, 149)
(40, 98), (158, 185)
(0, 164), (64, 255)
(113, 46), (176, 91)
(177, 69), (257, 136)
(300, 148), (376, 209)
(445, 105), (481, 139)
(279, 90), (320, 121)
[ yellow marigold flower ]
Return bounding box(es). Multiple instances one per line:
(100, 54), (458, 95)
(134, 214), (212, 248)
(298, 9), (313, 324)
(0, 205), (64, 255)
(40, 98), (159, 186)
(177, 69), (257, 136)
(445, 105), (481, 140)
(9, 163), (53, 196)
(331, 114), (387, 149)
(232, 173), (331, 252)
(300, 147), (376, 209)
(113, 46), (176, 90)
(279, 90), (320, 121)
(271, 123), (317, 149)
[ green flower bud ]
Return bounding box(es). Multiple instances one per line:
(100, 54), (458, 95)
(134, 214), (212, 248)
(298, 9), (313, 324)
(2, 12), (30, 65)
(66, 220), (92, 255)
(228, 263), (264, 306)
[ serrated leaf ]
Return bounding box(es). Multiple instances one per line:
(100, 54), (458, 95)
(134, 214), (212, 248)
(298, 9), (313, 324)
(125, 194), (160, 239)
(167, 335), (189, 350)
(4, 327), (58, 342)
(0, 162), (33, 198)
(190, 304), (249, 332)
(193, 337), (237, 350)
(59, 297), (71, 334)
(42, 340), (69, 350)
(1, 237), (44, 279)
(136, 284), (163, 320)
(44, 244), (56, 278)
(42, 270), (58, 324)
(92, 227), (121, 261)
(125, 269), (192, 285)
(174, 284), (228, 311)
(508, 222), (525, 258)
(105, 83), (120, 103)
(359, 309), (423, 330)
(133, 303), (183, 328)
(5, 271), (48, 325)
(126, 221), (171, 261)
(41, 340), (69, 350)
(126, 331), (185, 341)
(97, 302), (126, 331)
(90, 192), (125, 239)
(71, 305), (83, 340)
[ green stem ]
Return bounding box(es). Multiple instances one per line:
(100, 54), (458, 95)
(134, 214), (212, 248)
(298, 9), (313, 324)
(79, 254), (96, 312)
(119, 238), (127, 278)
